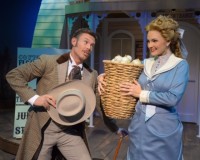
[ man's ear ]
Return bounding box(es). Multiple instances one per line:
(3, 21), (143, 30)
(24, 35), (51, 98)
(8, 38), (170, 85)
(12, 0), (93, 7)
(71, 37), (77, 47)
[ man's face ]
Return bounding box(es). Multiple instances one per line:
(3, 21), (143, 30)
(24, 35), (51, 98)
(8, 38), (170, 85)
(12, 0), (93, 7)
(71, 33), (96, 64)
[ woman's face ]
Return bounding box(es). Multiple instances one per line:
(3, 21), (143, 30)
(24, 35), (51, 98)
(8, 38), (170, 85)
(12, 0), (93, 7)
(147, 30), (170, 57)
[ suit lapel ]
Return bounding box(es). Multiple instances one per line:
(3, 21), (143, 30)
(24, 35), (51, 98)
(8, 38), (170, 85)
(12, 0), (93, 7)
(57, 61), (69, 84)
(82, 67), (93, 86)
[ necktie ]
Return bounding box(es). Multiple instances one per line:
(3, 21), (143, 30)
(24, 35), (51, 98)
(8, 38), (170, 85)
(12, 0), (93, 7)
(68, 65), (82, 80)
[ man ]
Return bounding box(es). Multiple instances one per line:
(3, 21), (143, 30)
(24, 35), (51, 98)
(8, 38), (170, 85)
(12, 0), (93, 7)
(6, 28), (127, 160)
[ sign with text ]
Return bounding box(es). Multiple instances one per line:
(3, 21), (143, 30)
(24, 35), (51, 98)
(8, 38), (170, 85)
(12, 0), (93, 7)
(13, 105), (29, 138)
(13, 47), (69, 138)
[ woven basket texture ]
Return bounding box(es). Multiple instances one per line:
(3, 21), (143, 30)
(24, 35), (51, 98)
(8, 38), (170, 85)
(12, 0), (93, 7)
(101, 60), (143, 119)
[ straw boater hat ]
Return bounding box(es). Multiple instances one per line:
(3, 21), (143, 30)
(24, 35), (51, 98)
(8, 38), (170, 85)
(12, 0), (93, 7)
(47, 80), (96, 126)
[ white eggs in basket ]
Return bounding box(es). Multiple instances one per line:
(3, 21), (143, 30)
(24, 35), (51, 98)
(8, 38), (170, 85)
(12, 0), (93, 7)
(111, 55), (142, 65)
(126, 55), (132, 62)
(131, 58), (142, 65)
(113, 55), (123, 62)
(121, 56), (131, 63)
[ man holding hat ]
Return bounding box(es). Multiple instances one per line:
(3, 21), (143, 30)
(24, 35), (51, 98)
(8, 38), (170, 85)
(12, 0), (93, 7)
(6, 28), (127, 160)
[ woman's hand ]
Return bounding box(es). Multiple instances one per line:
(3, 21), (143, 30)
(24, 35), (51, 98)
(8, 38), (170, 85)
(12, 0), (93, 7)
(34, 94), (56, 110)
(120, 79), (142, 98)
(97, 73), (106, 95)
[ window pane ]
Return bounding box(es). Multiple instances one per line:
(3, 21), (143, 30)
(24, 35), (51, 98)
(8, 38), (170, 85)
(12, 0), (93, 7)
(113, 33), (130, 38)
(111, 39), (121, 58)
(122, 39), (131, 56)
(111, 33), (132, 58)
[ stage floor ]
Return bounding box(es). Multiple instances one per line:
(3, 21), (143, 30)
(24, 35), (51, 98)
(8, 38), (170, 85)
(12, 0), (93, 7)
(0, 110), (200, 160)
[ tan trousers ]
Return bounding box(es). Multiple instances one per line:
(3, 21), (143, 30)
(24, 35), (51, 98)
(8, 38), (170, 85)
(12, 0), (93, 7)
(38, 120), (91, 160)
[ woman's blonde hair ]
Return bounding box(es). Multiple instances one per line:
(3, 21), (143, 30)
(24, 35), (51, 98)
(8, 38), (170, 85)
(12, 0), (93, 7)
(145, 15), (182, 58)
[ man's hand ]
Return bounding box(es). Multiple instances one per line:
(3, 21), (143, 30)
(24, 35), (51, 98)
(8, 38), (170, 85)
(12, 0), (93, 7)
(34, 95), (56, 110)
(97, 73), (106, 95)
(116, 128), (128, 138)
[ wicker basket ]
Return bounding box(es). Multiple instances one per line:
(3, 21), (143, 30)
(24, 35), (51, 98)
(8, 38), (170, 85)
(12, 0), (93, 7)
(101, 60), (143, 119)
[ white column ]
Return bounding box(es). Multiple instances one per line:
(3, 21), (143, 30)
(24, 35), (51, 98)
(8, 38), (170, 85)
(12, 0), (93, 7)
(130, 11), (153, 59)
(67, 17), (78, 48)
(196, 15), (200, 138)
(83, 13), (107, 127)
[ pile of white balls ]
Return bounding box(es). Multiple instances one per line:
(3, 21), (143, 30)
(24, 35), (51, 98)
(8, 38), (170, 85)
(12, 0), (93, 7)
(111, 55), (142, 65)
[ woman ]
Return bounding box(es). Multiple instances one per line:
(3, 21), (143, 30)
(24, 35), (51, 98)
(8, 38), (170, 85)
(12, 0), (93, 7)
(98, 15), (189, 160)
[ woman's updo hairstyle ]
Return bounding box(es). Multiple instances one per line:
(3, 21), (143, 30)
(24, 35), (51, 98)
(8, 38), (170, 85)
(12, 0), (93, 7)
(145, 15), (182, 58)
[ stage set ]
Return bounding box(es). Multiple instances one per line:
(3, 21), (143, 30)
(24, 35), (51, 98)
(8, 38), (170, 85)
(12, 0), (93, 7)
(0, 0), (200, 159)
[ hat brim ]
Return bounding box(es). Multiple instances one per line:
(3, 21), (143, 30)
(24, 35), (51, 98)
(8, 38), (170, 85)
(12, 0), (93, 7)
(47, 80), (96, 126)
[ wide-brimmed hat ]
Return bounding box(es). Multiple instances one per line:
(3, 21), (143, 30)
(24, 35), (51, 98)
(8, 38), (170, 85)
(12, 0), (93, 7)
(47, 80), (96, 126)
